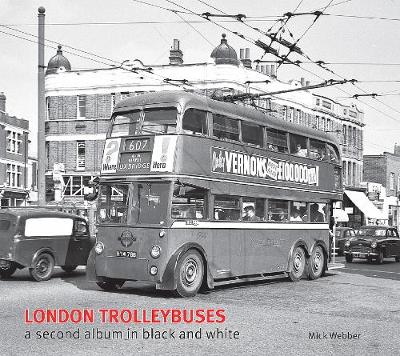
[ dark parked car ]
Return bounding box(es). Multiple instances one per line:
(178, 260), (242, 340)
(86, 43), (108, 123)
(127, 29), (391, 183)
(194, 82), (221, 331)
(0, 208), (94, 281)
(334, 227), (356, 256)
(344, 225), (400, 264)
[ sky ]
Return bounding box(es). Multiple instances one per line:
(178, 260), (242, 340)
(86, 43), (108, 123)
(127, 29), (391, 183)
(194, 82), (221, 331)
(1, 0), (400, 156)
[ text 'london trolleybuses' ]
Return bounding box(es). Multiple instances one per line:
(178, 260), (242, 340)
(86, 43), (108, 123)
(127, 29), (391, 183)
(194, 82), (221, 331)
(211, 147), (319, 186)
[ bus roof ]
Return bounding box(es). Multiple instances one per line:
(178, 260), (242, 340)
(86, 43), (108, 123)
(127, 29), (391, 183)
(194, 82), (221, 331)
(113, 90), (340, 147)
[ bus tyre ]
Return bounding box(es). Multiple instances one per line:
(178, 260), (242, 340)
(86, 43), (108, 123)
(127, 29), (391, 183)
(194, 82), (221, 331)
(29, 253), (55, 282)
(288, 246), (306, 282)
(345, 254), (353, 263)
(61, 265), (78, 273)
(175, 249), (204, 297)
(395, 256), (400, 262)
(0, 261), (17, 279)
(96, 279), (125, 291)
(308, 245), (325, 280)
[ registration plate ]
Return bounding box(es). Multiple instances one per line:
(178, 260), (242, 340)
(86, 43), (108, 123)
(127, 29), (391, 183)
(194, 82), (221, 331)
(352, 253), (360, 258)
(116, 250), (137, 258)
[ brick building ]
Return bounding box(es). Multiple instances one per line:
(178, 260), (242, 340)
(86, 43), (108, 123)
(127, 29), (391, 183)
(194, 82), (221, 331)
(0, 92), (32, 207)
(363, 146), (400, 228)
(44, 35), (364, 207)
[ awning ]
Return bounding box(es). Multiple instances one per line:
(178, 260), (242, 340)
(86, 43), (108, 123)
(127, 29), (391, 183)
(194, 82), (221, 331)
(344, 190), (386, 220)
(333, 208), (349, 222)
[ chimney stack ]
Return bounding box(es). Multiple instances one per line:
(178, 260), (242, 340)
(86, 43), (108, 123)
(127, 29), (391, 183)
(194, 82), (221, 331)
(0, 92), (6, 112)
(239, 48), (252, 68)
(300, 77), (305, 87)
(394, 144), (400, 156)
(169, 39), (183, 65)
(270, 65), (276, 78)
(305, 80), (310, 87)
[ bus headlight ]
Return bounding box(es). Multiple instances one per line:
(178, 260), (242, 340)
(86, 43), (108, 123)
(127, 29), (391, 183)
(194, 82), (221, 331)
(150, 266), (158, 275)
(94, 241), (104, 255)
(344, 240), (350, 248)
(150, 245), (161, 259)
(159, 229), (166, 238)
(371, 241), (377, 249)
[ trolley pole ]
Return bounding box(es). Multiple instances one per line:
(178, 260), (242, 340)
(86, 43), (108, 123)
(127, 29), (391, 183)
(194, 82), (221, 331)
(37, 7), (46, 206)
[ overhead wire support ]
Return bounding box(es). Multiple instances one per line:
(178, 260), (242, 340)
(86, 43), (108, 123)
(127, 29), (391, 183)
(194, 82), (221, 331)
(220, 79), (352, 102)
(353, 93), (379, 99)
(201, 12), (246, 22)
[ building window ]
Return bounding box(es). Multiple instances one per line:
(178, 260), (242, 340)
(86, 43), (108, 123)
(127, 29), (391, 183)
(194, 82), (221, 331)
(7, 164), (22, 188)
(390, 172), (395, 190)
(110, 93), (116, 114)
(77, 95), (86, 118)
(316, 98), (320, 106)
(6, 130), (22, 154)
(343, 125), (347, 144)
(76, 141), (85, 171)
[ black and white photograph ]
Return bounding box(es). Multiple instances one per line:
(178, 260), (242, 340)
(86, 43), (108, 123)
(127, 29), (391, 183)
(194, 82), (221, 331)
(0, 1), (399, 355)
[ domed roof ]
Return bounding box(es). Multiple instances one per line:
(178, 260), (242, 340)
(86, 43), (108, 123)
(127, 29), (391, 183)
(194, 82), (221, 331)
(46, 45), (71, 74)
(210, 34), (239, 66)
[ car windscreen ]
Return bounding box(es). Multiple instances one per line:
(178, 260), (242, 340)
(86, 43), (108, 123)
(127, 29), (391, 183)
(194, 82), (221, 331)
(358, 229), (386, 238)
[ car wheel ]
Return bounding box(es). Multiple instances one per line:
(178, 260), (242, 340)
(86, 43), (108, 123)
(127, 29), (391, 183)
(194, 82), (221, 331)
(0, 261), (17, 278)
(345, 254), (353, 263)
(174, 249), (204, 297)
(376, 251), (384, 264)
(61, 265), (78, 273)
(308, 245), (325, 280)
(395, 256), (400, 263)
(29, 253), (55, 281)
(96, 279), (125, 291)
(367, 256), (373, 263)
(288, 246), (306, 282)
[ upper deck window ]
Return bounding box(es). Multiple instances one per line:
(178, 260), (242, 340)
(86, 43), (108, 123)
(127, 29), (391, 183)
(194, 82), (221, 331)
(182, 109), (208, 135)
(309, 139), (327, 161)
(110, 111), (140, 137)
(141, 107), (177, 134)
(242, 122), (263, 146)
(327, 144), (340, 164)
(213, 114), (239, 142)
(266, 128), (288, 153)
(290, 134), (308, 157)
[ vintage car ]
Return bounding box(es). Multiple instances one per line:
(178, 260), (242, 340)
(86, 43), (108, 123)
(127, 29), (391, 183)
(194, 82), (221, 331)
(334, 227), (356, 256)
(344, 225), (400, 264)
(0, 208), (94, 281)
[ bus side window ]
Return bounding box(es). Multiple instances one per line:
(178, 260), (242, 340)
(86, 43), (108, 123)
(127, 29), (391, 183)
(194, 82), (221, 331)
(182, 109), (208, 135)
(310, 139), (327, 161)
(242, 122), (263, 147)
(268, 200), (289, 222)
(290, 201), (308, 222)
(243, 198), (265, 221)
(290, 134), (308, 157)
(214, 195), (240, 221)
(171, 185), (206, 220)
(327, 144), (340, 164)
(266, 128), (288, 153)
(213, 114), (239, 142)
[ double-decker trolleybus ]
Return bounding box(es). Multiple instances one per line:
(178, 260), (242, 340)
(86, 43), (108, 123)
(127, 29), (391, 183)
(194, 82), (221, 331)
(87, 91), (342, 297)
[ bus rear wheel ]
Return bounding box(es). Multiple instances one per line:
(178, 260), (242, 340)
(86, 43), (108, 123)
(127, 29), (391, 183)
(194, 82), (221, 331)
(308, 245), (325, 280)
(288, 246), (306, 282)
(175, 249), (204, 297)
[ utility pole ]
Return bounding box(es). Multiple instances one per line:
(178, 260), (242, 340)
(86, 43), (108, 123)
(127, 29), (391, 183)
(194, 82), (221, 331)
(37, 7), (46, 206)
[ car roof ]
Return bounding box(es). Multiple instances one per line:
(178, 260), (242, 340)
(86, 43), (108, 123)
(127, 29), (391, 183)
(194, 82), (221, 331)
(335, 227), (353, 231)
(0, 208), (82, 220)
(359, 225), (393, 229)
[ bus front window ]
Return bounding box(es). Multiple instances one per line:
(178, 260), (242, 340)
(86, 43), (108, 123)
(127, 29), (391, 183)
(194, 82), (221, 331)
(97, 182), (168, 225)
(110, 111), (140, 137)
(141, 107), (177, 134)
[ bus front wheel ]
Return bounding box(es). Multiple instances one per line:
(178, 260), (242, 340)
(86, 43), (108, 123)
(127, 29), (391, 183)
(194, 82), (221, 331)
(174, 249), (204, 297)
(307, 245), (325, 280)
(288, 246), (306, 282)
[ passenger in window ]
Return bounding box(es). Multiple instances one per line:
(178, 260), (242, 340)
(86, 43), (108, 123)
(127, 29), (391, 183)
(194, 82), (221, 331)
(295, 144), (307, 157)
(273, 208), (288, 222)
(310, 203), (325, 222)
(243, 206), (261, 222)
(290, 208), (303, 222)
(268, 144), (278, 152)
